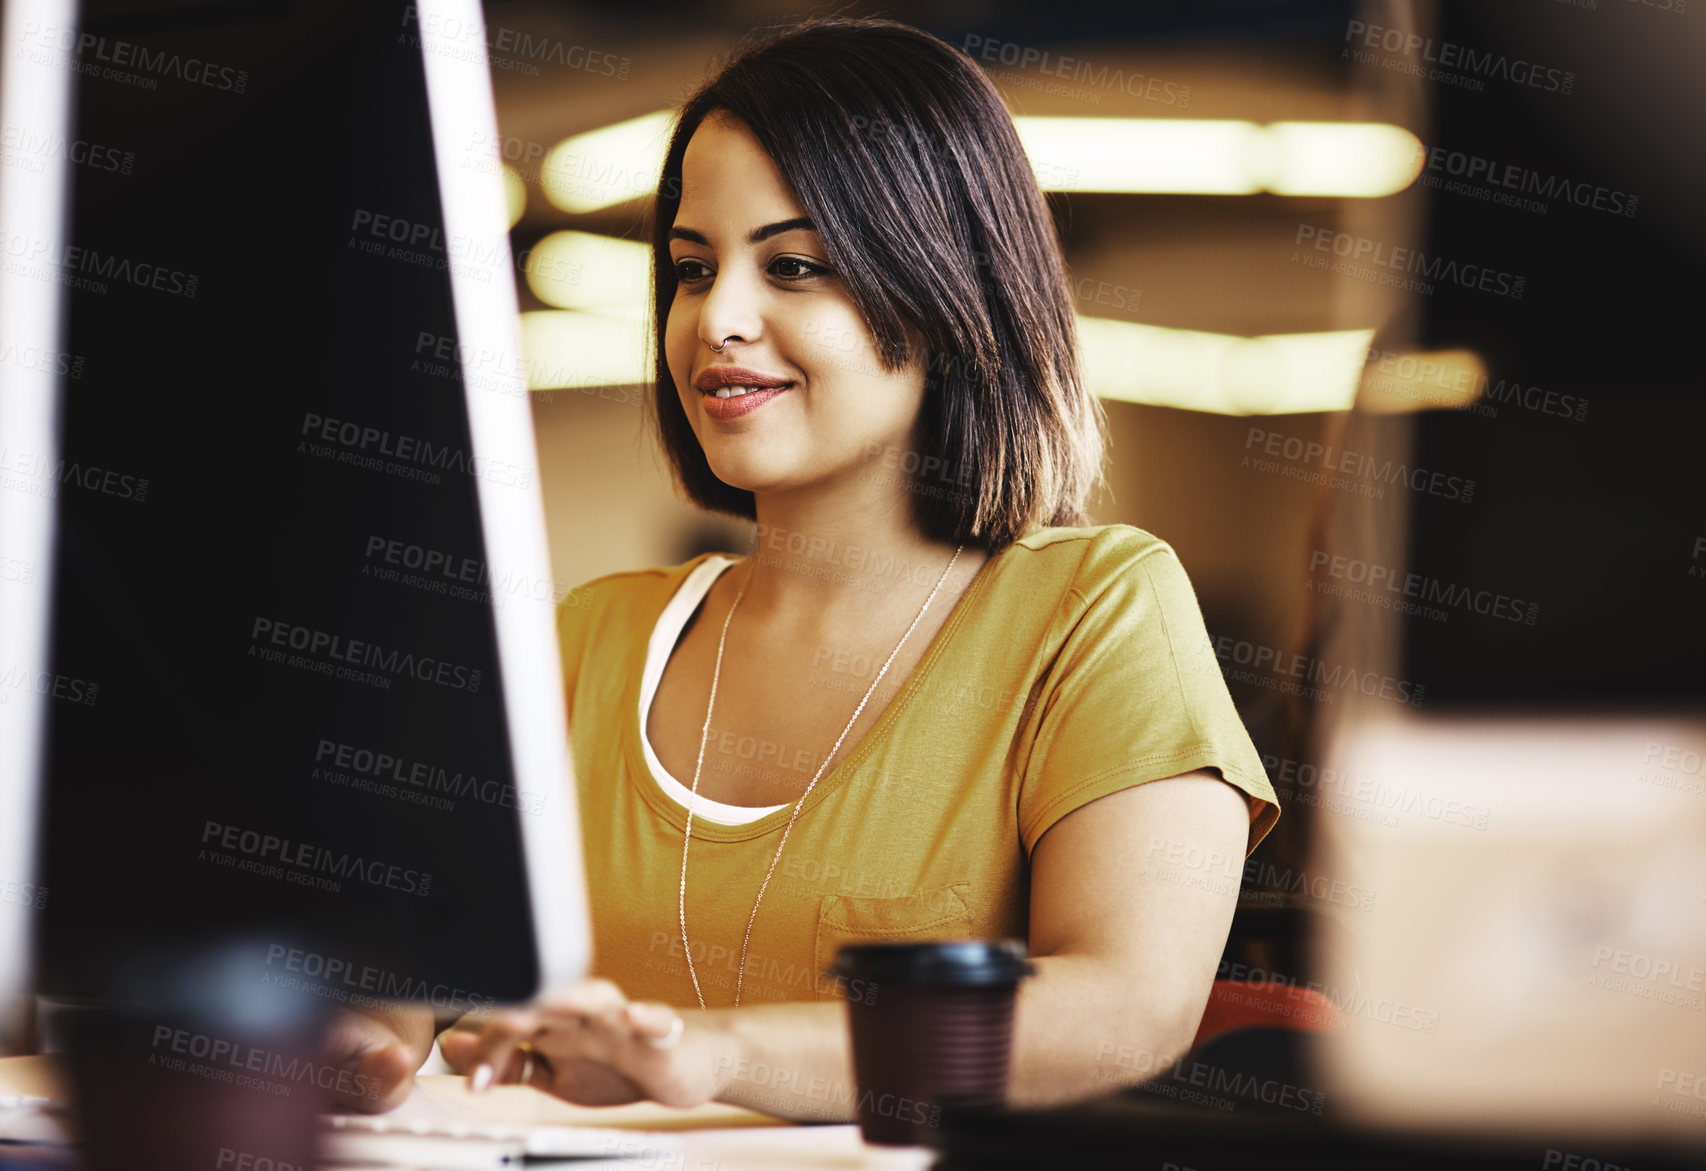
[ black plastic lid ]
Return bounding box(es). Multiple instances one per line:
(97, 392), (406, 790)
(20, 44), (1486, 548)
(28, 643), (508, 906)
(828, 940), (1035, 986)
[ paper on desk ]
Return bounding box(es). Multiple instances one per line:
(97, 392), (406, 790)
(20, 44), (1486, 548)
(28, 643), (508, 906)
(678, 1124), (935, 1170)
(324, 1077), (794, 1168)
(393, 1074), (789, 1130)
(0, 1056), (72, 1146)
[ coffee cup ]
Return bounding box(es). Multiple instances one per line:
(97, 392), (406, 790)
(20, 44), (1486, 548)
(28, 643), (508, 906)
(829, 940), (1035, 1146)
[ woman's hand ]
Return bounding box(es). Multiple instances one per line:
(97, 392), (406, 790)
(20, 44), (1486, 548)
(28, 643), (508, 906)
(321, 1001), (438, 1112)
(436, 979), (738, 1110)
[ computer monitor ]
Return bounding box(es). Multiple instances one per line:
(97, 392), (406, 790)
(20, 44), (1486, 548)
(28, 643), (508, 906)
(3, 0), (589, 1021)
(1394, 2), (1705, 704)
(0, 0), (75, 1030)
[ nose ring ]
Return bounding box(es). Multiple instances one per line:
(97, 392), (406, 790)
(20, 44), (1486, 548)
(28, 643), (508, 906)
(709, 336), (735, 353)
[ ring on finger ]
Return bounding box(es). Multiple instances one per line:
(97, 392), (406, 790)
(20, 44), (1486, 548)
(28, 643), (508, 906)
(644, 1015), (685, 1050)
(516, 1040), (535, 1086)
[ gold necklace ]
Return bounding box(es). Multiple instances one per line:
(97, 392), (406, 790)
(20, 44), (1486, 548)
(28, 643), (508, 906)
(677, 542), (965, 1008)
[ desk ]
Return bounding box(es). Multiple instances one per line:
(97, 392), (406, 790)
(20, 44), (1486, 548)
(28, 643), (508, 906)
(0, 1056), (934, 1169)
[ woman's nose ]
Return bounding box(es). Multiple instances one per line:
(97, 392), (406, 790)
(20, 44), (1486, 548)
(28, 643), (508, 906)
(696, 269), (762, 353)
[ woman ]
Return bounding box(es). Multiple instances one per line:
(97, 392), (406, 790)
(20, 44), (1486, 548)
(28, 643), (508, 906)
(336, 16), (1279, 1119)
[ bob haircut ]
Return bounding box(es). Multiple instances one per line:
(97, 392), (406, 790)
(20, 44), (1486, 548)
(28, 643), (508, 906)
(649, 16), (1106, 552)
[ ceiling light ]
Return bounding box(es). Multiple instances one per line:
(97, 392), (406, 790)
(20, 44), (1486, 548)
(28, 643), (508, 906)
(1014, 117), (1422, 197)
(524, 230), (649, 316)
(1077, 317), (1377, 414)
(540, 110), (675, 213)
(536, 112), (1423, 212)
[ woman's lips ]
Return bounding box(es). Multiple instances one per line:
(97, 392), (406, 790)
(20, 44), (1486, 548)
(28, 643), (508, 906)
(693, 365), (791, 391)
(700, 383), (791, 420)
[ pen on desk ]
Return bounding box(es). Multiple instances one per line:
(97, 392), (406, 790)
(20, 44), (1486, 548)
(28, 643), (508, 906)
(318, 1131), (520, 1170)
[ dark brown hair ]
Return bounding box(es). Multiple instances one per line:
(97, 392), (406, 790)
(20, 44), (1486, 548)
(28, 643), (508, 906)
(649, 16), (1106, 551)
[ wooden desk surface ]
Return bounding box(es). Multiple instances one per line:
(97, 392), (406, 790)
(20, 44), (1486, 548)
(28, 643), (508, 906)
(0, 1054), (779, 1128)
(0, 1054), (936, 1169)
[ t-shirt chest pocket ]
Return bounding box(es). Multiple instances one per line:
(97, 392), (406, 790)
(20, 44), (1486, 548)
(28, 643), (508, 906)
(812, 881), (975, 998)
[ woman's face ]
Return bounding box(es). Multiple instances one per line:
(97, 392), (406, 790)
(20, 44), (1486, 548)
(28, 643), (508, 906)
(664, 112), (926, 503)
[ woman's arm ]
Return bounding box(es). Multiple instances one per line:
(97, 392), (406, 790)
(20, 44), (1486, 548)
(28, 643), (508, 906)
(1011, 767), (1250, 1104)
(706, 768), (1250, 1117)
(442, 768), (1250, 1120)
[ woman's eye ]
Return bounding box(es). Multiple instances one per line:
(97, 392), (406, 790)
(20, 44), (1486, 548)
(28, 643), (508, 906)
(770, 256), (830, 281)
(671, 256), (830, 286)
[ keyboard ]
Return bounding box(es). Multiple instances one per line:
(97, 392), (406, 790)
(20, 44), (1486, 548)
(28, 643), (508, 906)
(323, 1109), (685, 1165)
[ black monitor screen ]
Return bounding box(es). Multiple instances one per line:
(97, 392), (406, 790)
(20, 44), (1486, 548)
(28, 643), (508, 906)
(36, 0), (543, 1006)
(1400, 3), (1705, 704)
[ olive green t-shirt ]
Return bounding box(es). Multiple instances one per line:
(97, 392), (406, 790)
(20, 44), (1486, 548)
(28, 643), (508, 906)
(555, 524), (1279, 1008)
